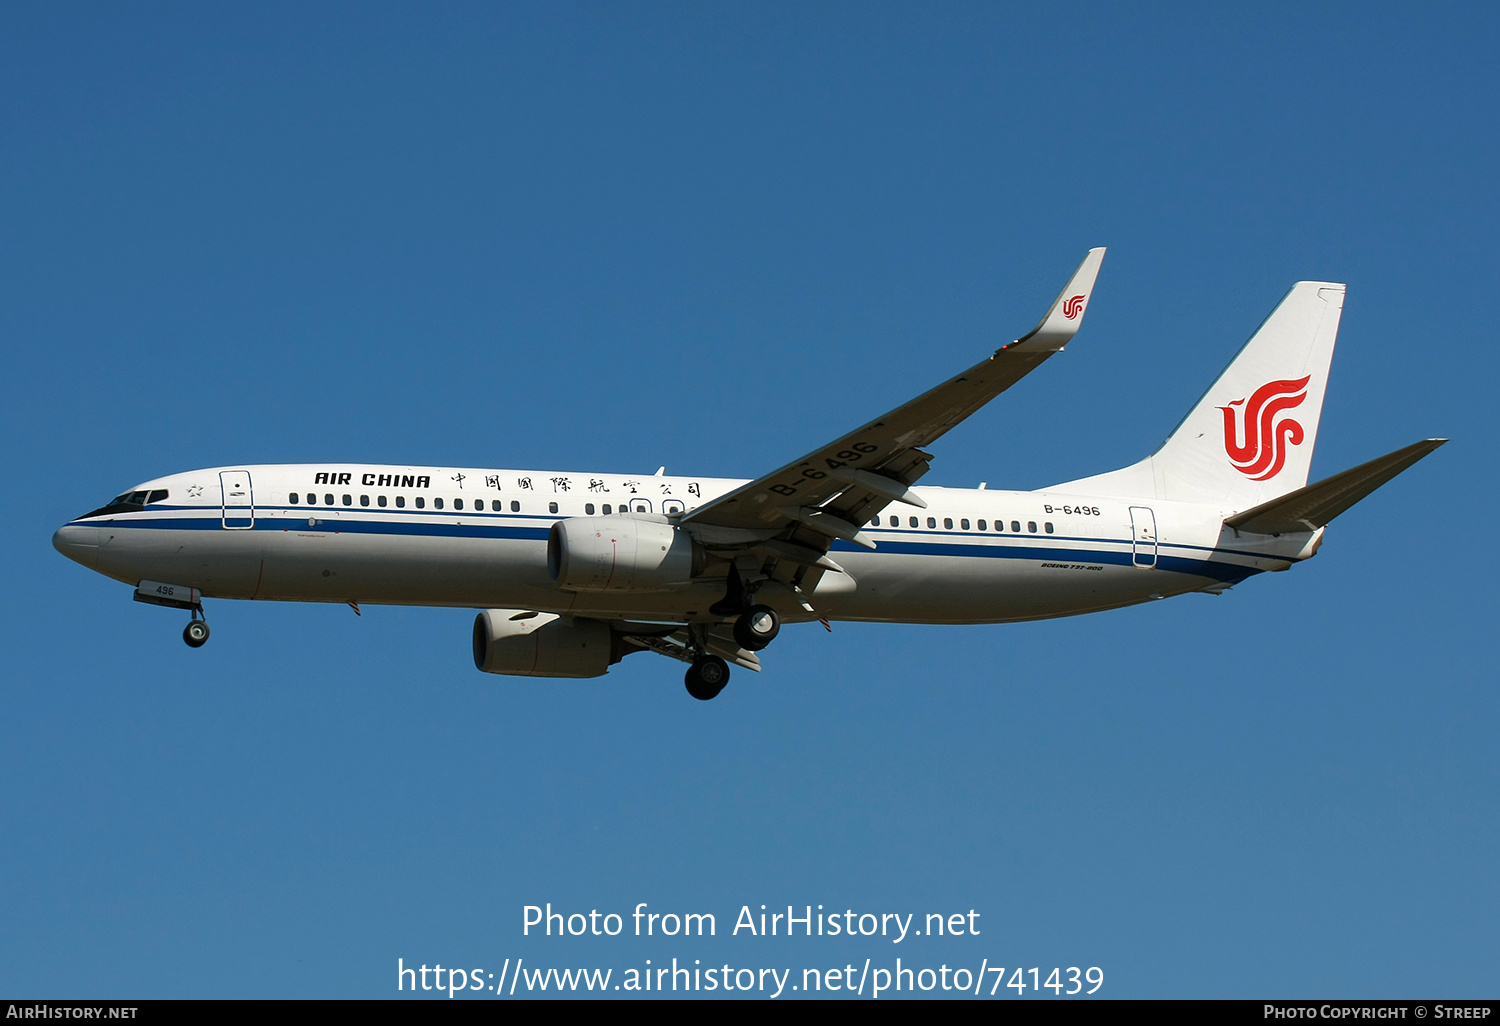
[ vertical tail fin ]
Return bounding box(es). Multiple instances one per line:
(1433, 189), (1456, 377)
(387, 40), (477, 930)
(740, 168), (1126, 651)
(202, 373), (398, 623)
(1055, 281), (1345, 508)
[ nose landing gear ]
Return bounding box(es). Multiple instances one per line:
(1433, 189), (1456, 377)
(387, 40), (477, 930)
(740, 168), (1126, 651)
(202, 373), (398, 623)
(183, 618), (210, 648)
(181, 602), (210, 648)
(133, 581), (211, 649)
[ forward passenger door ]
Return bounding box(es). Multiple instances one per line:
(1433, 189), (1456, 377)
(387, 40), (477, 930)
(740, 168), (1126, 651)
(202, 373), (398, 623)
(220, 471), (254, 529)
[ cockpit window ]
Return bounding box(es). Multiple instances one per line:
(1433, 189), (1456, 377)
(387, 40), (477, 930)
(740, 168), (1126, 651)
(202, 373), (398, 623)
(79, 489), (150, 519)
(147, 489), (168, 503)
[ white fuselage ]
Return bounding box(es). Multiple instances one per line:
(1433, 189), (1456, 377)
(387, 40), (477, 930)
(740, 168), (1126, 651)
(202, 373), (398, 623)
(52, 463), (1316, 625)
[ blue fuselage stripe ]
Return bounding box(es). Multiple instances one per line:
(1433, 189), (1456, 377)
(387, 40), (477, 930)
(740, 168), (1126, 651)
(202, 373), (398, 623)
(72, 508), (1259, 583)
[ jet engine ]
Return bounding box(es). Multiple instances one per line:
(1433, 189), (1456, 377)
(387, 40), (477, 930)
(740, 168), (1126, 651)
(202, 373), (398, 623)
(472, 609), (618, 678)
(547, 516), (702, 592)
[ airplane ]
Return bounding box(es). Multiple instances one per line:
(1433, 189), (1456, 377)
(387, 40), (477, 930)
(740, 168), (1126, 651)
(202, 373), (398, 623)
(52, 249), (1445, 700)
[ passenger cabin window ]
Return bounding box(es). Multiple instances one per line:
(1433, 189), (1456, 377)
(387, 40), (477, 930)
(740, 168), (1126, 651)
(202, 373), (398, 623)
(962, 519), (971, 530)
(324, 494), (334, 505)
(602, 504), (612, 515)
(290, 493), (299, 504)
(926, 517), (936, 529)
(473, 499), (483, 511)
(511, 501), (520, 512)
(944, 517), (953, 529)
(1011, 520), (1020, 532)
(586, 503), (596, 515)
(1045, 522), (1054, 533)
(434, 498), (444, 510)
(378, 495), (387, 507)
(1028, 521), (1037, 533)
(890, 515), (899, 527)
(415, 497), (425, 509)
(342, 494), (352, 506)
(549, 502), (558, 514)
(454, 498), (463, 510)
(909, 516), (918, 528)
(395, 496), (405, 508)
(360, 495), (369, 506)
(977, 519), (986, 531)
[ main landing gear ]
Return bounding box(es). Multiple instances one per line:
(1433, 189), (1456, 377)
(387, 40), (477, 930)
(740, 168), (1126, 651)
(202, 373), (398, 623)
(685, 655), (730, 701)
(712, 564), (783, 652)
(683, 564), (790, 700)
(732, 605), (780, 652)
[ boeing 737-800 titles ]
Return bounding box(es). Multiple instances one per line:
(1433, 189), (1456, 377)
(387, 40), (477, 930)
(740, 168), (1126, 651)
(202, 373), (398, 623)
(53, 249), (1444, 699)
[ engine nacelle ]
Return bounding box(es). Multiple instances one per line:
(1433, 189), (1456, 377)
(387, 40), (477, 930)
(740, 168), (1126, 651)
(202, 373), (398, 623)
(547, 516), (701, 592)
(472, 609), (615, 678)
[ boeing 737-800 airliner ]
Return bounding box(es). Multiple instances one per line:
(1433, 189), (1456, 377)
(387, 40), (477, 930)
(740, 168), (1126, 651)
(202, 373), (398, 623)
(52, 250), (1444, 699)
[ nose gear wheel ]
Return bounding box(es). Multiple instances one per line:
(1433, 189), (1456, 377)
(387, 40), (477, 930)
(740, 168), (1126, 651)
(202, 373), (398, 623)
(183, 619), (210, 648)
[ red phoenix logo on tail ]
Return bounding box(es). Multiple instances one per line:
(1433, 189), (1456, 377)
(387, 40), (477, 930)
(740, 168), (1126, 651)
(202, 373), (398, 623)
(1219, 376), (1311, 480)
(1062, 294), (1086, 319)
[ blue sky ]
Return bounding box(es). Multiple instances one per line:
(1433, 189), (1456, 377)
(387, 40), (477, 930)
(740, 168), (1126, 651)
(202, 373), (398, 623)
(2, 2), (1495, 999)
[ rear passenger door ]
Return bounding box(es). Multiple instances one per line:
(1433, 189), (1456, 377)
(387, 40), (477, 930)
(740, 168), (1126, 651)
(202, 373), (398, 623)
(1129, 506), (1157, 568)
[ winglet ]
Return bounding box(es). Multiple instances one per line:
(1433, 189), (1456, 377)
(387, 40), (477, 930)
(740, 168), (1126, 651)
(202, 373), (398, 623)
(1007, 247), (1106, 353)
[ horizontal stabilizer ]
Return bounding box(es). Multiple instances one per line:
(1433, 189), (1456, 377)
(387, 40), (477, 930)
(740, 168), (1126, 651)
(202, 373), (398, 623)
(1225, 438), (1446, 535)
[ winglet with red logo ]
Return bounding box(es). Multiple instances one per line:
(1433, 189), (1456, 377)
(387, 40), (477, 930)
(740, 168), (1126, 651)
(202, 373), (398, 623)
(1007, 247), (1107, 353)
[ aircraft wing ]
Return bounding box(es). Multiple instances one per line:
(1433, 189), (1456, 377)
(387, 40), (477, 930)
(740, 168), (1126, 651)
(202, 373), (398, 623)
(682, 248), (1106, 542)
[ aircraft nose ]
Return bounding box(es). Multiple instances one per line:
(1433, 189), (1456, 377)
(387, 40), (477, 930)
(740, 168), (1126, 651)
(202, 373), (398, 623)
(52, 524), (99, 567)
